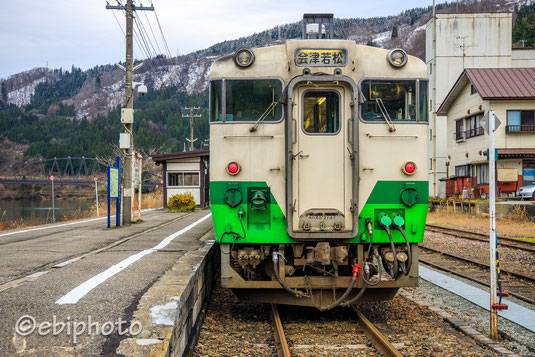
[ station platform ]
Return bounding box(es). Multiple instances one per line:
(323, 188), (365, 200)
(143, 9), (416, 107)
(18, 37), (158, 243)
(0, 209), (216, 356)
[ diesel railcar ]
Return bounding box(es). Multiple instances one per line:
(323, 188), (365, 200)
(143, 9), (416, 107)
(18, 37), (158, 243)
(209, 21), (429, 309)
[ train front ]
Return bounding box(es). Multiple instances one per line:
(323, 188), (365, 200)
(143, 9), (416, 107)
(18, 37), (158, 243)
(209, 20), (428, 309)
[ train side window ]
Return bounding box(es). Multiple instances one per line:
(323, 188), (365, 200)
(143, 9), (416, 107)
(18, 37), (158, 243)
(419, 80), (428, 122)
(302, 91), (340, 134)
(210, 80), (222, 122)
(361, 80), (417, 122)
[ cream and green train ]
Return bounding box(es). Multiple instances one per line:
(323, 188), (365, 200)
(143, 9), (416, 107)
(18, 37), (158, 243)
(209, 35), (429, 309)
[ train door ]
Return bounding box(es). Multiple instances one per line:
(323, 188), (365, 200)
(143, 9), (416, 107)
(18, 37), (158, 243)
(291, 83), (354, 234)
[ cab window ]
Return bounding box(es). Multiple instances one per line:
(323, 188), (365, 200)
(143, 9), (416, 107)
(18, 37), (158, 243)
(209, 79), (283, 122)
(361, 80), (422, 122)
(302, 91), (340, 134)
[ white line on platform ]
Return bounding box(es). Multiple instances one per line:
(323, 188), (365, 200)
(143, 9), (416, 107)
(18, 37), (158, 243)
(55, 212), (212, 305)
(420, 265), (535, 333)
(53, 257), (81, 268)
(27, 271), (48, 279)
(0, 208), (160, 238)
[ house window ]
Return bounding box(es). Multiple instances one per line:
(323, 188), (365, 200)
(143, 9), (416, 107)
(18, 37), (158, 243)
(167, 171), (200, 187)
(506, 110), (535, 133)
(476, 164), (488, 184)
(471, 85), (478, 95)
(466, 114), (483, 138)
(455, 164), (469, 177)
(455, 119), (464, 140)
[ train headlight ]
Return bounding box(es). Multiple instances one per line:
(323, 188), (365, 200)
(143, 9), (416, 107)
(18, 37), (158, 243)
(234, 48), (255, 68)
(387, 49), (408, 68)
(226, 161), (241, 175)
(401, 161), (416, 175)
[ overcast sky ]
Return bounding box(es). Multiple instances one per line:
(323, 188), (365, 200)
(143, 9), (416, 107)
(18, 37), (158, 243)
(0, 0), (433, 79)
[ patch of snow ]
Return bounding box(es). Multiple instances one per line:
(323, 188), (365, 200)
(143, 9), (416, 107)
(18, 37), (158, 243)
(372, 30), (392, 46)
(136, 338), (163, 346)
(149, 296), (180, 326)
(7, 77), (47, 106)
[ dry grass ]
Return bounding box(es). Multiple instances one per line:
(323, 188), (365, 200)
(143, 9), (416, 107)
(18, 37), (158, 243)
(427, 210), (535, 239)
(0, 189), (164, 231)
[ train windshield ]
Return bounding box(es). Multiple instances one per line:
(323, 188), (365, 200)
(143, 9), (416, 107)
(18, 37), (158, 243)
(210, 79), (283, 122)
(361, 79), (428, 122)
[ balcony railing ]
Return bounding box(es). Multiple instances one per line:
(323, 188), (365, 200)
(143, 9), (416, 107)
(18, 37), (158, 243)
(465, 127), (484, 138)
(506, 125), (535, 133)
(454, 131), (464, 141)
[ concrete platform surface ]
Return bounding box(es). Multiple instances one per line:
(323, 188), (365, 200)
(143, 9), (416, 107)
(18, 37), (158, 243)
(0, 209), (214, 356)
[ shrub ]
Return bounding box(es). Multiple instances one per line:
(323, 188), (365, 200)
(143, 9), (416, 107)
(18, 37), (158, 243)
(168, 192), (196, 212)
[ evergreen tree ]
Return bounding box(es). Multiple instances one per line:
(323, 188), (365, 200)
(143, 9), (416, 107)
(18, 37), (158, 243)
(392, 25), (398, 39)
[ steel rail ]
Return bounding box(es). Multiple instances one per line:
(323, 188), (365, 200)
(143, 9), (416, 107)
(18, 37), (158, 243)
(420, 246), (535, 283)
(270, 304), (291, 357)
(426, 224), (535, 252)
(419, 257), (535, 305)
(351, 305), (403, 357)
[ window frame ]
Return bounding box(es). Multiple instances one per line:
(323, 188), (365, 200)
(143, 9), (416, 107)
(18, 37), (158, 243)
(358, 78), (429, 124)
(167, 171), (200, 188)
(301, 89), (341, 136)
(209, 77), (285, 124)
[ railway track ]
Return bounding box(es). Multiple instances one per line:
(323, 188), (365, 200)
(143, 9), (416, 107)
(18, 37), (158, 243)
(426, 224), (535, 253)
(270, 303), (403, 357)
(419, 246), (535, 305)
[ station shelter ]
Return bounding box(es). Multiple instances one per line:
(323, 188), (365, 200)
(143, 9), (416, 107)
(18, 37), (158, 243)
(151, 150), (210, 208)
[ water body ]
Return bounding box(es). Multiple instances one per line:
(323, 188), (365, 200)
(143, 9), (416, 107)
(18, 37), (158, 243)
(0, 198), (95, 225)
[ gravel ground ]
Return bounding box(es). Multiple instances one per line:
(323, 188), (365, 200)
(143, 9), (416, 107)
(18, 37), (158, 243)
(195, 279), (505, 356)
(194, 286), (276, 356)
(408, 266), (535, 357)
(422, 230), (535, 277)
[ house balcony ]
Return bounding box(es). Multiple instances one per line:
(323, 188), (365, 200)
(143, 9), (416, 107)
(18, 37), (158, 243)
(506, 125), (535, 133)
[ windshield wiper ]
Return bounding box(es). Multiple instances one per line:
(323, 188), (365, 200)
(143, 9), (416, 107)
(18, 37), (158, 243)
(250, 88), (279, 132)
(250, 101), (279, 132)
(376, 97), (396, 132)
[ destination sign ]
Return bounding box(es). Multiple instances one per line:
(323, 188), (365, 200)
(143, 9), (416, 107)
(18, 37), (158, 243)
(295, 49), (347, 67)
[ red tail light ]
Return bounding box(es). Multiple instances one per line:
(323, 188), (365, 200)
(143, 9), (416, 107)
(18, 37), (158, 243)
(402, 161), (416, 175)
(227, 162), (240, 175)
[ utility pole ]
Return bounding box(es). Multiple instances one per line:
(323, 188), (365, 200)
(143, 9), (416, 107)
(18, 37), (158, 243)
(432, 0), (437, 197)
(106, 0), (153, 226)
(182, 106), (202, 151)
(488, 110), (498, 341)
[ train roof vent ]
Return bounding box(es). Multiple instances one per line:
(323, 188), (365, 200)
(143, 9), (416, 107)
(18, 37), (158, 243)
(302, 13), (334, 40)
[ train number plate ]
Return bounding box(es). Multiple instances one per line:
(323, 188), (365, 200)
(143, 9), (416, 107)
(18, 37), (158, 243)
(295, 49), (347, 67)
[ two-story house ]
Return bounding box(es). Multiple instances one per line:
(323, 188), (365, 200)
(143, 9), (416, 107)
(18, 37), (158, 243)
(438, 68), (535, 197)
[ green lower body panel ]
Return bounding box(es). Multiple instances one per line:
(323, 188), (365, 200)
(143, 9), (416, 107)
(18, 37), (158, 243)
(210, 180), (428, 244)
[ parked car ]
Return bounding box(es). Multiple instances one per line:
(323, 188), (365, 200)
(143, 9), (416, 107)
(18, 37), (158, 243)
(516, 182), (535, 200)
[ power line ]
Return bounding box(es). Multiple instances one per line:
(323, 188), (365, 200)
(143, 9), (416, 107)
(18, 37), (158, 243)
(143, 11), (163, 55)
(151, 1), (172, 58)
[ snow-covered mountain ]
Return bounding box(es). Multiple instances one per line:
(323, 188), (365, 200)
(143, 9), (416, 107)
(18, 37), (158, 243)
(0, 0), (523, 120)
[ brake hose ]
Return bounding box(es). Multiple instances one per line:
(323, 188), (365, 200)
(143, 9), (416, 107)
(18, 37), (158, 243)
(272, 252), (309, 298)
(362, 219), (382, 286)
(393, 224), (412, 275)
(384, 226), (399, 279)
(318, 264), (360, 311)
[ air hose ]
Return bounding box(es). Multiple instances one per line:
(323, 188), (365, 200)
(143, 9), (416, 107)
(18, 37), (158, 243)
(362, 219), (382, 286)
(392, 215), (412, 276)
(380, 214), (399, 279)
(318, 264), (361, 311)
(272, 252), (309, 298)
